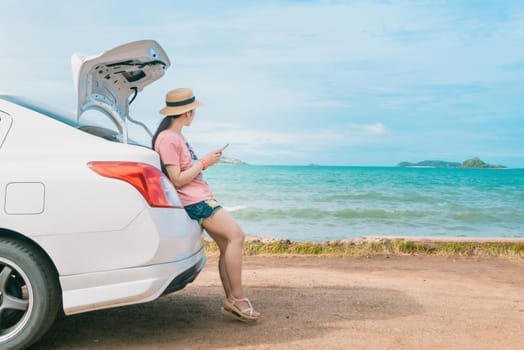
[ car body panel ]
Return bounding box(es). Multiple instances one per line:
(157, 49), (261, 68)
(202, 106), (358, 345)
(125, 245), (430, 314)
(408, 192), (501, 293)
(33, 206), (203, 276)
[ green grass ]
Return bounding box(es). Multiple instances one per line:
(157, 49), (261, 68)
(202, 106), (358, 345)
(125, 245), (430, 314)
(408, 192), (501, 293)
(204, 238), (524, 259)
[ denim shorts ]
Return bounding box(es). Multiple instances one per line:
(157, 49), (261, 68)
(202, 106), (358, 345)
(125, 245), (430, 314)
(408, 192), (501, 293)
(184, 199), (222, 223)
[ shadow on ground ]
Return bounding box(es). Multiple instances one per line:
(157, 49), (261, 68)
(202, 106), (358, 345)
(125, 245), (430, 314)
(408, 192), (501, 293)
(31, 284), (423, 349)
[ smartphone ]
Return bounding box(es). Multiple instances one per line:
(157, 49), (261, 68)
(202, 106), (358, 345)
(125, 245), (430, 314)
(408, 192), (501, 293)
(221, 143), (230, 151)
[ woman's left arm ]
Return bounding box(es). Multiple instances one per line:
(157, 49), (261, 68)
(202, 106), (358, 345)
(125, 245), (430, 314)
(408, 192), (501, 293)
(166, 149), (222, 188)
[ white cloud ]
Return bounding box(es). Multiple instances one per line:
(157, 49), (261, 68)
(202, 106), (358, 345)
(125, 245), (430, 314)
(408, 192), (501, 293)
(359, 122), (386, 136)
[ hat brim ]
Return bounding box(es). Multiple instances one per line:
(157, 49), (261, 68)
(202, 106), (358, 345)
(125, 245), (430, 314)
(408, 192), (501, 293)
(159, 100), (204, 116)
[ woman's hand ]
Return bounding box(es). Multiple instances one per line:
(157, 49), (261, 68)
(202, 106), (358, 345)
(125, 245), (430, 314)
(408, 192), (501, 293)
(167, 148), (222, 188)
(203, 149), (223, 167)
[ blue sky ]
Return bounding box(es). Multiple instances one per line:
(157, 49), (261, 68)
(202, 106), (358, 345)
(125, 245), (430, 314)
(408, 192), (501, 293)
(1, 0), (523, 167)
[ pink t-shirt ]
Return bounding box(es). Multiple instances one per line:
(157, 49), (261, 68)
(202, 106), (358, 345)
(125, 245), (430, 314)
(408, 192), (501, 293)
(154, 129), (214, 206)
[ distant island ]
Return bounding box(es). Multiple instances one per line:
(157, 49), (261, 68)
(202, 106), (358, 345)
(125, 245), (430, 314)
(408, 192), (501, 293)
(398, 157), (507, 169)
(220, 156), (247, 165)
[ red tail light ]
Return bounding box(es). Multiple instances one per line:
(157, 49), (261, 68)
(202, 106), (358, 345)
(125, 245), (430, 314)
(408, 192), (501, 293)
(88, 161), (182, 208)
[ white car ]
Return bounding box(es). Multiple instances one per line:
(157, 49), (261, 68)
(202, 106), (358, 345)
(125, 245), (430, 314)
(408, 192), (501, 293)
(0, 40), (205, 350)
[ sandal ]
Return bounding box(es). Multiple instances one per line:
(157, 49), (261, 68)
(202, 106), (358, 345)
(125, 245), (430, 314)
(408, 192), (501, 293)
(221, 296), (260, 322)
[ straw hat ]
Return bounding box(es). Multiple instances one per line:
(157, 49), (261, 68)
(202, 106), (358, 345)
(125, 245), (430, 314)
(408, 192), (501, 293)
(159, 88), (204, 115)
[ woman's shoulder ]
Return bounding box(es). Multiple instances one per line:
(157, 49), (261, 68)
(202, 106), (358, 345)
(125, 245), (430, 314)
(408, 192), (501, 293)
(157, 129), (185, 144)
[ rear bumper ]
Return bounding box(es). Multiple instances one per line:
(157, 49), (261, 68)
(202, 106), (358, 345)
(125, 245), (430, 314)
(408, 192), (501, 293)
(61, 246), (206, 315)
(162, 255), (206, 296)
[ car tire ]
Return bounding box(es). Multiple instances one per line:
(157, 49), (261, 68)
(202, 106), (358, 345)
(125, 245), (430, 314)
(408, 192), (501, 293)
(0, 238), (60, 350)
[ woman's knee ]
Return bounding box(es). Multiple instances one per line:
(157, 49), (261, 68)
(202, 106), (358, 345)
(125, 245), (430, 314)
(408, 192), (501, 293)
(230, 227), (245, 244)
(204, 210), (245, 243)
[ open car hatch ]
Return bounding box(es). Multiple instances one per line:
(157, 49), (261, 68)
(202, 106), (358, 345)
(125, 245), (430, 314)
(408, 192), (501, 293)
(72, 40), (170, 142)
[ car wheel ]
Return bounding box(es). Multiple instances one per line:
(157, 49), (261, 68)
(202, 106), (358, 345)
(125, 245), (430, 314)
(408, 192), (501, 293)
(0, 238), (60, 350)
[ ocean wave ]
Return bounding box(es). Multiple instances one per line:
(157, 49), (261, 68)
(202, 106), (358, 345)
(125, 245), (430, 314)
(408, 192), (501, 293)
(232, 207), (431, 220)
(224, 205), (249, 212)
(314, 192), (444, 204)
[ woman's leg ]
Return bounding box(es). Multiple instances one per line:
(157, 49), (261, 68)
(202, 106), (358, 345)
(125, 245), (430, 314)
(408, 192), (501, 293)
(207, 232), (232, 298)
(202, 208), (260, 317)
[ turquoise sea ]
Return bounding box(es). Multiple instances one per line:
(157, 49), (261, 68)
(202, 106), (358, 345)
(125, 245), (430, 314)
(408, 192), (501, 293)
(205, 165), (524, 242)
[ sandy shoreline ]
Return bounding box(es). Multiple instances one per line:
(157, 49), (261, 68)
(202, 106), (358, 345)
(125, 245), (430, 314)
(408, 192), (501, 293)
(33, 253), (523, 350)
(209, 236), (524, 259)
(244, 235), (524, 243)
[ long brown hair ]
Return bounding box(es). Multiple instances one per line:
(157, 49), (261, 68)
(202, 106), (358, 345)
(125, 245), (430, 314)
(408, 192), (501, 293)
(152, 115), (181, 176)
(152, 115), (174, 149)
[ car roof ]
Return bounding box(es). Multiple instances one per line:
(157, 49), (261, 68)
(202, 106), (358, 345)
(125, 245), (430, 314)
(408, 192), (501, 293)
(0, 95), (79, 127)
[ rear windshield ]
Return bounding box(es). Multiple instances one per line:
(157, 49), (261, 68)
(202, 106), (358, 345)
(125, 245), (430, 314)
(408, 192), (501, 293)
(0, 95), (148, 147)
(0, 95), (79, 127)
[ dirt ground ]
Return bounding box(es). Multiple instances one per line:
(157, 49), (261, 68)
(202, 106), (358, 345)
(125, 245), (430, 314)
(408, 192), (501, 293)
(32, 254), (524, 350)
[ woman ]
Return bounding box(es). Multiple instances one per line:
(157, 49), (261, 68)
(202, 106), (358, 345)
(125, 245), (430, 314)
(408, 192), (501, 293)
(152, 87), (260, 322)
